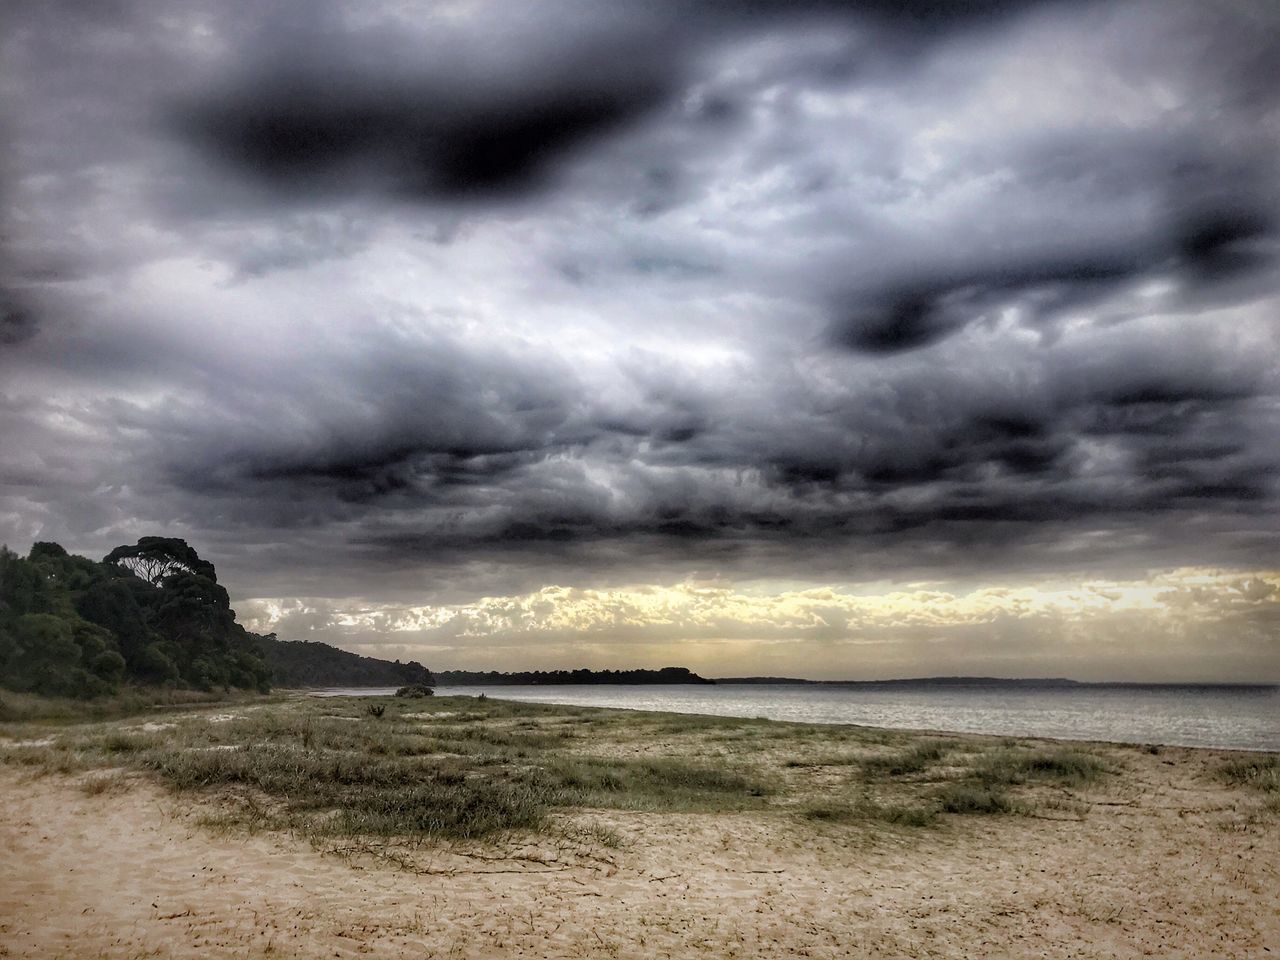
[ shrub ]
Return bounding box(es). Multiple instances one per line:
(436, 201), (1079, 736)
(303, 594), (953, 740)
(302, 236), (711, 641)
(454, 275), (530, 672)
(395, 684), (434, 699)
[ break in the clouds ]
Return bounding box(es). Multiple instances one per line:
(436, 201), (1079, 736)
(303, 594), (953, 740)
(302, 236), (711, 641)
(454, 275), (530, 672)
(1, 0), (1277, 679)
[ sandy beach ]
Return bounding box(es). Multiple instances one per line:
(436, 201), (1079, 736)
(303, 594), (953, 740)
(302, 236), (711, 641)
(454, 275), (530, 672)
(1, 697), (1276, 959)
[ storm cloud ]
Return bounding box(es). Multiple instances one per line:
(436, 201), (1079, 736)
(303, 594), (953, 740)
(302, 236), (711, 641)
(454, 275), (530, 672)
(1, 0), (1277, 677)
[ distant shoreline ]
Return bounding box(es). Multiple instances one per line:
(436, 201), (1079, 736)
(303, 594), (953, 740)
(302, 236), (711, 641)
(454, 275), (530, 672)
(433, 667), (714, 686)
(429, 671), (1277, 691)
(712, 676), (1279, 690)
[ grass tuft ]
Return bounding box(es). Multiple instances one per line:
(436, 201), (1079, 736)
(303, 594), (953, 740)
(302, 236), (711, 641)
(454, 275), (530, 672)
(1218, 755), (1279, 793)
(805, 798), (937, 828)
(971, 749), (1107, 787)
(79, 771), (133, 797)
(935, 783), (1016, 815)
(861, 740), (952, 777)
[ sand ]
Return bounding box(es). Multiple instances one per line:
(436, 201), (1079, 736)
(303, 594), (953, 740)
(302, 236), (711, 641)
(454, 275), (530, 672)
(1, 743), (1276, 959)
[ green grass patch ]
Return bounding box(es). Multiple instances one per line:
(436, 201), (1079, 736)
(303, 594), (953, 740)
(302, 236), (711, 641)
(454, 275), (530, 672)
(861, 740), (952, 777)
(547, 757), (771, 811)
(0, 688), (244, 723)
(804, 798), (937, 828)
(934, 783), (1017, 815)
(1218, 755), (1280, 793)
(970, 748), (1107, 787)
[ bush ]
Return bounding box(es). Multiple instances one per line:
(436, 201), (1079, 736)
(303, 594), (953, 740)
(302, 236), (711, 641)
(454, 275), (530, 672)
(395, 684), (434, 698)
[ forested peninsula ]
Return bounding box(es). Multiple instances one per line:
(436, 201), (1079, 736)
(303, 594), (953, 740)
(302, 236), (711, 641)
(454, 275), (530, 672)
(0, 538), (429, 697)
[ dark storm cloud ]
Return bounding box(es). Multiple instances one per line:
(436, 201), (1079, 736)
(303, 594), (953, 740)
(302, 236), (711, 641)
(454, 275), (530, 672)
(827, 251), (1139, 353)
(696, 0), (1047, 32)
(171, 0), (1059, 205)
(0, 291), (38, 346)
(126, 308), (1270, 599)
(0, 0), (1277, 615)
(179, 56), (676, 202)
(827, 211), (1278, 353)
(824, 135), (1280, 354)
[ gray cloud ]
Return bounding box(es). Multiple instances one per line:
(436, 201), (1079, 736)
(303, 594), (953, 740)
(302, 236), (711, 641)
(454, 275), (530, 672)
(0, 0), (1277, 654)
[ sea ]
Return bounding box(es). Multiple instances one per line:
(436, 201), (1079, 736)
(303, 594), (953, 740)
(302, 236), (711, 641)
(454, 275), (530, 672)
(314, 682), (1280, 752)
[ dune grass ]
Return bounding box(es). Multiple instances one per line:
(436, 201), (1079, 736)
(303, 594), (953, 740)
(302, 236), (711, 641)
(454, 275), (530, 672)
(1, 691), (1132, 849)
(861, 740), (954, 776)
(0, 687), (247, 723)
(136, 740), (772, 840)
(934, 783), (1019, 815)
(1218, 755), (1279, 793)
(804, 798), (939, 828)
(970, 748), (1108, 788)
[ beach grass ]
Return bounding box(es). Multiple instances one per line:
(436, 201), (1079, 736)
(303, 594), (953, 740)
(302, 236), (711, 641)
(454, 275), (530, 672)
(0, 687), (258, 724)
(861, 739), (954, 776)
(969, 748), (1109, 787)
(0, 692), (1138, 849)
(1218, 755), (1279, 794)
(934, 783), (1019, 815)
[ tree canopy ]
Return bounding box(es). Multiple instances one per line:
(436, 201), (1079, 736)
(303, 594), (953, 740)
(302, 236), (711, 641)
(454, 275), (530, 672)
(102, 536), (218, 586)
(1, 538), (268, 697)
(2, 537), (445, 699)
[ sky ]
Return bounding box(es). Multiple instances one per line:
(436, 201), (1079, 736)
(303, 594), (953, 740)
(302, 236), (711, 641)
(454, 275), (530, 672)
(1, 0), (1277, 681)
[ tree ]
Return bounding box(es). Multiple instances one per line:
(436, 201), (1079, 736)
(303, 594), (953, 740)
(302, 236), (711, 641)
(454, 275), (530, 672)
(5, 613), (83, 696)
(76, 578), (156, 661)
(102, 537), (218, 586)
(0, 547), (53, 617)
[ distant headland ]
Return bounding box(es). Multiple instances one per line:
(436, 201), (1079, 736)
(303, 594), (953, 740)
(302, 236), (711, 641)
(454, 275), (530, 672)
(714, 676), (1277, 690)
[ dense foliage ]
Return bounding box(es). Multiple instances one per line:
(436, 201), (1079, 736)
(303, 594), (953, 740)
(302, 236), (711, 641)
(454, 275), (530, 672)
(0, 539), (272, 697)
(434, 667), (714, 685)
(0, 540), (440, 699)
(260, 636), (432, 689)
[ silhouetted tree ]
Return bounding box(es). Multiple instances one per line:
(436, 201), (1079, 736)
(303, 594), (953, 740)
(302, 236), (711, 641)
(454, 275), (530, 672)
(103, 537), (218, 586)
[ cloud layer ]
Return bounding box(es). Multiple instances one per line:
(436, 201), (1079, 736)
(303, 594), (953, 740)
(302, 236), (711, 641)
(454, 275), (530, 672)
(2, 0), (1277, 676)
(237, 569), (1280, 683)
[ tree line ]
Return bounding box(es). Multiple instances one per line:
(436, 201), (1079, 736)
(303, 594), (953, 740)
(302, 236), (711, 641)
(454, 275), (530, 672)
(434, 667), (714, 686)
(0, 536), (432, 698)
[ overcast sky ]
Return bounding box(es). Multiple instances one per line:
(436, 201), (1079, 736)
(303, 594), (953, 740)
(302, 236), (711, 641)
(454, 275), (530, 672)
(2, 0), (1277, 680)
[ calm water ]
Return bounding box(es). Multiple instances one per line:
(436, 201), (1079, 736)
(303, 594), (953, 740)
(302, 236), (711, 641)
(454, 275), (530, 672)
(316, 682), (1280, 751)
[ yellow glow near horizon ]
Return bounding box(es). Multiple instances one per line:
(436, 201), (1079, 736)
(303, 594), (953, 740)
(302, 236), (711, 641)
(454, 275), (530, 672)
(238, 568), (1280, 682)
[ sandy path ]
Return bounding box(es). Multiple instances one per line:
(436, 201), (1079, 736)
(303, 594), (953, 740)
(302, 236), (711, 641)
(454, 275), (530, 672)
(1, 751), (1276, 959)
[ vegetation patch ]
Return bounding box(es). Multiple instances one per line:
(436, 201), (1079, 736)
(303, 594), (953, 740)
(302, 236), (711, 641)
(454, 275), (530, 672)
(396, 684), (434, 699)
(970, 748), (1108, 787)
(862, 740), (953, 777)
(935, 783), (1017, 815)
(1218, 755), (1279, 793)
(547, 757), (771, 811)
(804, 798), (937, 828)
(1, 693), (1129, 853)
